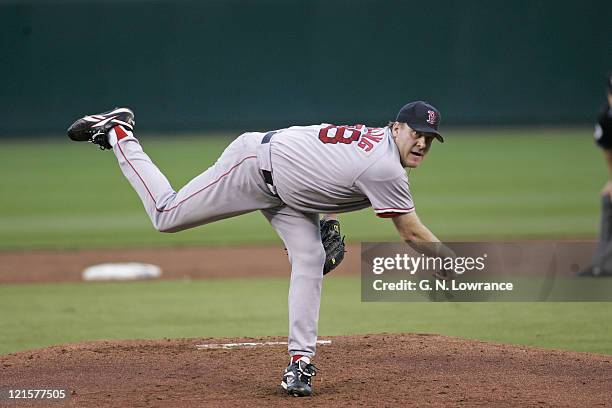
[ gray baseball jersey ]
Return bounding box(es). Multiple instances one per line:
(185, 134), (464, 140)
(270, 124), (415, 216)
(107, 122), (414, 359)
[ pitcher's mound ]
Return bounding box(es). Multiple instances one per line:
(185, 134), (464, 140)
(1, 333), (610, 407)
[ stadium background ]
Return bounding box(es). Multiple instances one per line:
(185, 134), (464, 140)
(1, 0), (611, 368)
(1, 0), (610, 134)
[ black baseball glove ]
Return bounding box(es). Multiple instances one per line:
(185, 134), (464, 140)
(320, 219), (346, 275)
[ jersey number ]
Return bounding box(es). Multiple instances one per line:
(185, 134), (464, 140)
(318, 124), (383, 152)
(318, 124), (365, 144)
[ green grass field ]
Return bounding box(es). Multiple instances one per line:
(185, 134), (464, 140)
(1, 128), (611, 356)
(1, 278), (611, 356)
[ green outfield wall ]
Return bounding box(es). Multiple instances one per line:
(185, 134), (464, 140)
(1, 0), (610, 135)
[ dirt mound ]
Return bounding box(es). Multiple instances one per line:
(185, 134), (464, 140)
(1, 333), (610, 407)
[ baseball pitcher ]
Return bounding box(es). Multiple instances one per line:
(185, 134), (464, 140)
(67, 101), (455, 397)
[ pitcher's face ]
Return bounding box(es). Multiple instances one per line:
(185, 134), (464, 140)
(391, 123), (435, 168)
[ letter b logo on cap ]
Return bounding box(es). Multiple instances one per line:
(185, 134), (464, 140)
(426, 110), (437, 125)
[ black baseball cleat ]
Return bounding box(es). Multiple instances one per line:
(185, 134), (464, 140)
(280, 358), (317, 397)
(67, 107), (135, 150)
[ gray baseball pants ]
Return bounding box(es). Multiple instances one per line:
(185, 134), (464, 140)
(592, 195), (612, 274)
(111, 129), (325, 357)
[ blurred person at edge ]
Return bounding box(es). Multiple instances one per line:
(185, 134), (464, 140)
(581, 72), (612, 277)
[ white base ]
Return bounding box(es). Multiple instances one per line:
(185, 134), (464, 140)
(82, 262), (162, 281)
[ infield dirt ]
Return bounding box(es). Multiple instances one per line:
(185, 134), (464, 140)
(1, 333), (611, 407)
(0, 244), (361, 284)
